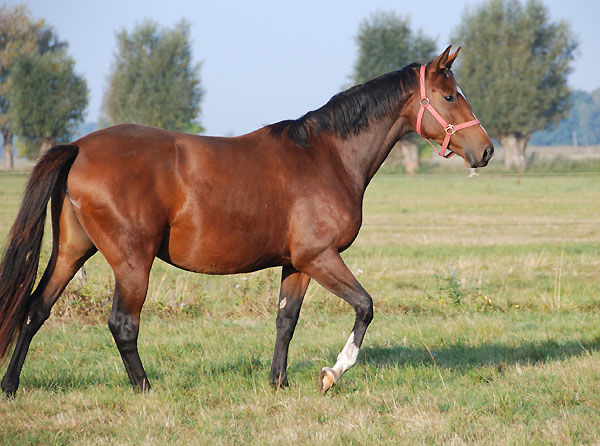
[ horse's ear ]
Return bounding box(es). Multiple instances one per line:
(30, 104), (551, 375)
(445, 47), (461, 69)
(432, 45), (452, 71)
(432, 45), (460, 72)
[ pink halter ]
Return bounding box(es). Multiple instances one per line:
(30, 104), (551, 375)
(416, 65), (480, 158)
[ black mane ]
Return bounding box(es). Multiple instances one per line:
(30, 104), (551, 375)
(268, 63), (420, 148)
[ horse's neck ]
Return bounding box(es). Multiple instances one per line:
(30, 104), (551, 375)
(334, 115), (412, 194)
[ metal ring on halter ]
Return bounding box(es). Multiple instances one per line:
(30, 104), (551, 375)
(419, 98), (430, 106)
(445, 124), (456, 134)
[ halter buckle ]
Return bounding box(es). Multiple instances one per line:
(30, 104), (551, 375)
(419, 98), (430, 107)
(445, 124), (456, 135)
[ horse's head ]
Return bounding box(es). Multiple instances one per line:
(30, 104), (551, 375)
(408, 46), (494, 168)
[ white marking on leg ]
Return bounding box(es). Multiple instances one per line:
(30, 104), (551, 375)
(322, 331), (359, 386)
(26, 316), (31, 325)
(279, 296), (287, 310)
(333, 332), (359, 376)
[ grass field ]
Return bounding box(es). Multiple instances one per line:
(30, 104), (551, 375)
(0, 165), (599, 445)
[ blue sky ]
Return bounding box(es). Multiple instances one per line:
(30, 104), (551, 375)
(8, 0), (599, 136)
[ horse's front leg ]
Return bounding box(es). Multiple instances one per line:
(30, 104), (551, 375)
(269, 265), (311, 388)
(297, 248), (373, 394)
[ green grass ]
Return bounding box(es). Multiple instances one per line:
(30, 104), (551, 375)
(0, 168), (599, 445)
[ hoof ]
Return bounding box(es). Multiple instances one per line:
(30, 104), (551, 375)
(1, 379), (18, 398)
(2, 385), (17, 399)
(133, 380), (152, 393)
(3, 389), (16, 399)
(269, 376), (289, 389)
(318, 368), (336, 394)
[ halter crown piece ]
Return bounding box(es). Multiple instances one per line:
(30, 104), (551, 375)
(416, 65), (480, 158)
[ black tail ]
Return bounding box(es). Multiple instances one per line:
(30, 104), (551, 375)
(0, 145), (78, 361)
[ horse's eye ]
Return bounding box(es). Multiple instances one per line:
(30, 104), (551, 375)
(444, 95), (456, 103)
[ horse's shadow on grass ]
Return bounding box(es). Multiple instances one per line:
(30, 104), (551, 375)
(357, 335), (600, 371)
(11, 336), (600, 393)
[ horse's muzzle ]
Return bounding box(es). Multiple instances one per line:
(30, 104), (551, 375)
(471, 145), (494, 168)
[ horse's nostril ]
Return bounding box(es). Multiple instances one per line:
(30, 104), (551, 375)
(483, 146), (494, 161)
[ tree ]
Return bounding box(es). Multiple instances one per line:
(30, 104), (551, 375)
(352, 11), (437, 84)
(530, 89), (600, 146)
(351, 11), (437, 173)
(7, 51), (88, 157)
(452, 0), (577, 169)
(102, 20), (203, 133)
(0, 5), (66, 168)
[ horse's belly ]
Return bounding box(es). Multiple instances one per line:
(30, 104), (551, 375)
(157, 222), (286, 274)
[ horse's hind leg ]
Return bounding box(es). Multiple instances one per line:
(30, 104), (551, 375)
(1, 196), (96, 396)
(107, 263), (153, 392)
(69, 194), (162, 392)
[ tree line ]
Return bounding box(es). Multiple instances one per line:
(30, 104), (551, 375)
(530, 89), (600, 147)
(0, 5), (87, 168)
(0, 6), (202, 169)
(1, 0), (584, 171)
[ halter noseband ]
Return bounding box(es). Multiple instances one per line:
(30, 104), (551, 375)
(416, 65), (480, 158)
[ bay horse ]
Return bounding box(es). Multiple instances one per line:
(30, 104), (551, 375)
(0, 46), (493, 396)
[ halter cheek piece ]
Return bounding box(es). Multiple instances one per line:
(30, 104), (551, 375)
(416, 65), (481, 158)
